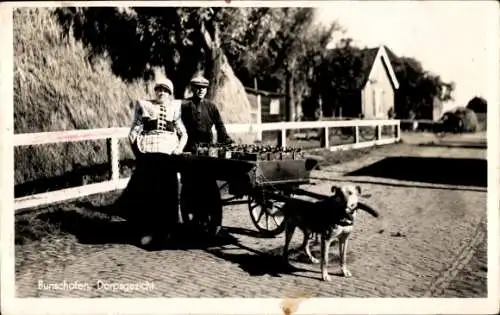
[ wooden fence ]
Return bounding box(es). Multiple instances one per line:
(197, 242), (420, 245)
(13, 119), (400, 211)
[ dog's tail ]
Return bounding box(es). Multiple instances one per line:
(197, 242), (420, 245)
(357, 202), (380, 217)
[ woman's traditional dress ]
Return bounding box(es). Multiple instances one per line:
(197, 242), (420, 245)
(119, 99), (187, 240)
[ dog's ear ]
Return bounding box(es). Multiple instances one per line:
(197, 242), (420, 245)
(355, 185), (362, 195)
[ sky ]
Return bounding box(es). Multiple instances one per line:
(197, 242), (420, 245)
(313, 1), (498, 112)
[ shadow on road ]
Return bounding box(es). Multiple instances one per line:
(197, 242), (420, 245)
(18, 203), (350, 280)
(346, 156), (487, 187)
(419, 141), (487, 149)
(222, 226), (277, 239)
(206, 249), (306, 277)
(24, 205), (318, 278)
(205, 239), (357, 280)
(31, 205), (236, 251)
(35, 207), (135, 246)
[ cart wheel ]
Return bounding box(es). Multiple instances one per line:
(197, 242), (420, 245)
(248, 191), (287, 237)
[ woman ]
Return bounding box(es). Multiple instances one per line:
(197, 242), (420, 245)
(125, 77), (188, 247)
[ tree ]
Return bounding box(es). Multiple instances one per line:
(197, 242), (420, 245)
(54, 7), (342, 123)
(54, 7), (272, 100)
(314, 38), (365, 117)
(293, 22), (340, 120)
(466, 96), (487, 113)
(224, 8), (340, 121)
(390, 56), (455, 119)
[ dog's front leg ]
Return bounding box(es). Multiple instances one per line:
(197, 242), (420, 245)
(320, 236), (333, 281)
(338, 234), (352, 277)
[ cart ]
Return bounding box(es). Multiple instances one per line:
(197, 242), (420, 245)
(175, 150), (320, 237)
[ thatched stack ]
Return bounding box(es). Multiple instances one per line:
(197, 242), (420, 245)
(211, 55), (255, 144)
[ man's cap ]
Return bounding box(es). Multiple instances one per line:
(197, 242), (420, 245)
(190, 75), (209, 87)
(154, 78), (174, 94)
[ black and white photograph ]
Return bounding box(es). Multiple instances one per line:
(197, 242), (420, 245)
(1, 1), (498, 314)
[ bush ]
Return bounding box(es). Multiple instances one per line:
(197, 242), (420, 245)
(466, 96), (487, 114)
(439, 107), (479, 133)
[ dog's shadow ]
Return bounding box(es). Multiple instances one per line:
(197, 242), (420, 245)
(206, 240), (357, 280)
(206, 243), (313, 279)
(266, 242), (357, 265)
(207, 249), (304, 277)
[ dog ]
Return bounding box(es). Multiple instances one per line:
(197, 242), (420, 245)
(282, 184), (379, 281)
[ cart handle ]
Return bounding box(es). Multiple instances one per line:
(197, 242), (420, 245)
(290, 188), (329, 200)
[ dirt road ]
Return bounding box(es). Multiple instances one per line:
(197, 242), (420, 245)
(15, 137), (487, 298)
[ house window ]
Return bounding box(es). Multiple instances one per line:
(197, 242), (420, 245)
(269, 98), (280, 115)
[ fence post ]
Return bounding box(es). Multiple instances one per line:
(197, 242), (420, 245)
(354, 125), (360, 143)
(377, 124), (382, 140)
(324, 127), (329, 148)
(396, 122), (401, 141)
(107, 137), (119, 181)
(256, 94), (262, 142)
(278, 128), (287, 148)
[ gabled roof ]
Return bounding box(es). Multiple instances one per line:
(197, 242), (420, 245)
(384, 45), (400, 63)
(357, 47), (379, 89)
(360, 45), (400, 90)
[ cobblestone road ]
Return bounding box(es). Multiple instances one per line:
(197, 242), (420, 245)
(15, 140), (488, 298)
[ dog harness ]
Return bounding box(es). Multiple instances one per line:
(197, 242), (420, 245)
(338, 207), (356, 226)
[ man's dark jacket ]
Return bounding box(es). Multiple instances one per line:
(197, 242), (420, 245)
(181, 97), (232, 152)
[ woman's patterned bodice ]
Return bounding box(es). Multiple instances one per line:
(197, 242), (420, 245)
(128, 99), (188, 155)
(139, 101), (178, 133)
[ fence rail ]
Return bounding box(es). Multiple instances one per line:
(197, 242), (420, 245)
(14, 119), (400, 211)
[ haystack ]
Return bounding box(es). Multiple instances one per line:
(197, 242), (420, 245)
(14, 8), (145, 190)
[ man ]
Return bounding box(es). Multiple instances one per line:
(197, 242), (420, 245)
(181, 74), (233, 152)
(180, 74), (233, 235)
(126, 77), (188, 247)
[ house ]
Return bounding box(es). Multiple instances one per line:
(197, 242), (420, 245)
(244, 46), (401, 122)
(324, 45), (400, 119)
(245, 87), (286, 123)
(360, 46), (400, 119)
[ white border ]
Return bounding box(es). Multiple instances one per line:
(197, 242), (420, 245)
(1, 2), (15, 315)
(1, 1), (499, 315)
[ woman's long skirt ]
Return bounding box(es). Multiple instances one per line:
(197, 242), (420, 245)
(117, 153), (180, 237)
